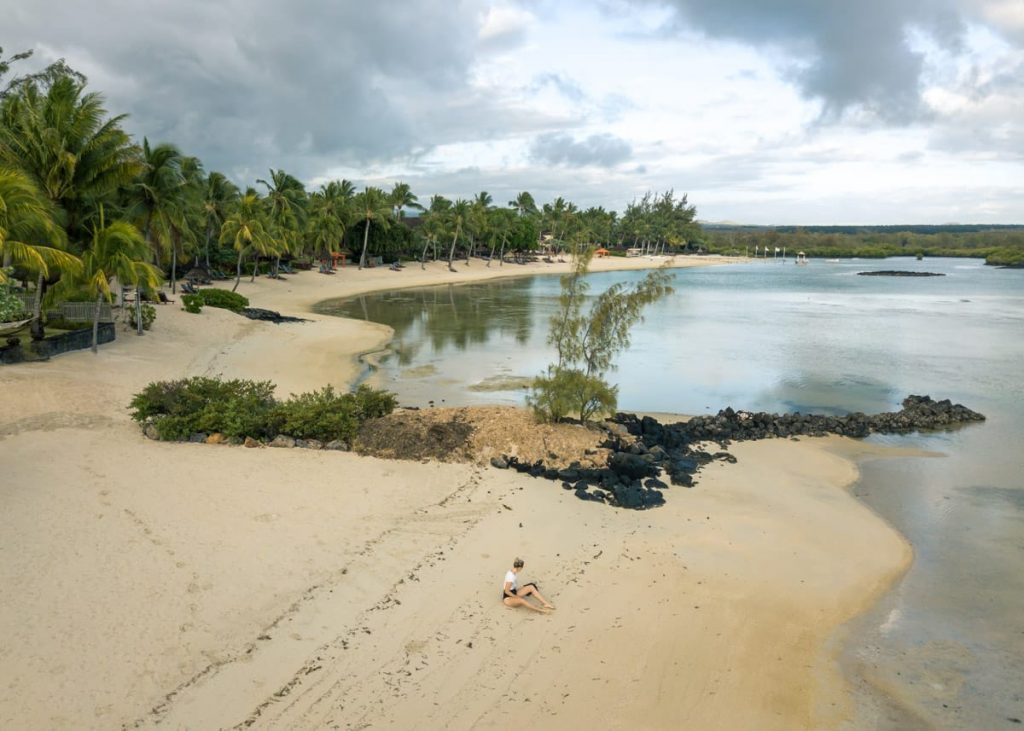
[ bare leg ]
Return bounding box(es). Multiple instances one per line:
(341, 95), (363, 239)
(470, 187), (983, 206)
(504, 596), (548, 613)
(517, 585), (555, 609)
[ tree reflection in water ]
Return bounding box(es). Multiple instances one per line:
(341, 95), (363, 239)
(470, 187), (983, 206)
(315, 278), (536, 368)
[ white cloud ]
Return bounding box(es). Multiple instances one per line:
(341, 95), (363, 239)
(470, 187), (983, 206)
(4, 0), (1022, 222)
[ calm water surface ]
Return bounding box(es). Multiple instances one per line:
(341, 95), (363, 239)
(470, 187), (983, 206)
(318, 257), (1024, 728)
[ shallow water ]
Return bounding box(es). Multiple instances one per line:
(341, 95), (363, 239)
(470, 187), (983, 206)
(318, 257), (1024, 726)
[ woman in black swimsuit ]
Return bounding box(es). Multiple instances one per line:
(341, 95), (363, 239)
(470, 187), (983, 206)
(502, 557), (554, 612)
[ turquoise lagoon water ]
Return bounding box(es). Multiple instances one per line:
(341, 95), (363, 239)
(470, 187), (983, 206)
(318, 257), (1024, 728)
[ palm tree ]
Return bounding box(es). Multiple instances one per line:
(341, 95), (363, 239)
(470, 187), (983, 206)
(0, 166), (77, 283)
(0, 74), (142, 245)
(389, 181), (422, 219)
(257, 168), (306, 276)
(420, 195), (450, 269)
(220, 192), (270, 292)
(130, 139), (189, 291)
(306, 190), (347, 263)
(0, 72), (141, 337)
(486, 207), (515, 267)
(0, 167), (80, 332)
(74, 208), (161, 352)
(510, 191), (537, 218)
(446, 199), (471, 271)
(353, 187), (392, 270)
(306, 180), (352, 267)
(467, 191), (494, 264)
(201, 172), (239, 270)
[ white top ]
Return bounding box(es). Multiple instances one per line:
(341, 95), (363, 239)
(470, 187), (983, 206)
(504, 570), (518, 593)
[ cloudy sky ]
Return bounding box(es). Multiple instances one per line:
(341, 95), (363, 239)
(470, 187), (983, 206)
(6, 0), (1024, 223)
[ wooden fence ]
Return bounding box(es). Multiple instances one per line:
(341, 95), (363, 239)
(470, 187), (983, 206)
(15, 294), (113, 323)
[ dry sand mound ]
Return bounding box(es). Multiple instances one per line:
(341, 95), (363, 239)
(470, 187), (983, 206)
(355, 406), (610, 469)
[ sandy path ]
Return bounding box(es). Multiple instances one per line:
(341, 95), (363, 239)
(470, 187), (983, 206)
(0, 255), (913, 729)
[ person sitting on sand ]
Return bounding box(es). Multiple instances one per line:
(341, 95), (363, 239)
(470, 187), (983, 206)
(502, 557), (554, 612)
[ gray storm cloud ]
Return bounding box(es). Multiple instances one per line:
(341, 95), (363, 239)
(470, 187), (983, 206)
(5, 0), (497, 180)
(647, 0), (969, 123)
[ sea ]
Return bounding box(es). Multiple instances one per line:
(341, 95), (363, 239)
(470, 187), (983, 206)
(317, 256), (1024, 729)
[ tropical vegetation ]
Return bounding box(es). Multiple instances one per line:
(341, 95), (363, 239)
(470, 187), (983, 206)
(129, 377), (397, 443)
(528, 246), (675, 422)
(1, 47), (1021, 359)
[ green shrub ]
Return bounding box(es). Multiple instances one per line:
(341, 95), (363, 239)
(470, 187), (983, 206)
(351, 384), (398, 420)
(181, 293), (203, 314)
(129, 377), (397, 443)
(129, 377), (278, 440)
(527, 367), (618, 422)
(129, 303), (156, 330)
(0, 272), (27, 322)
(197, 288), (249, 312)
(44, 317), (90, 331)
(274, 386), (360, 441)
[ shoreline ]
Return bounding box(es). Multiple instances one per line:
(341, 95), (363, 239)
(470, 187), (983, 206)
(0, 254), (920, 729)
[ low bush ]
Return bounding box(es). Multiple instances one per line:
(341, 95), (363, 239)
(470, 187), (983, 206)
(181, 293), (203, 314)
(274, 386), (360, 441)
(0, 272), (27, 321)
(129, 303), (156, 330)
(44, 317), (90, 331)
(129, 377), (397, 443)
(130, 377), (279, 440)
(197, 288), (249, 312)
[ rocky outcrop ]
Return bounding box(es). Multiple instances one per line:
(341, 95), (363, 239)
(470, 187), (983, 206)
(857, 271), (945, 277)
(491, 396), (984, 511)
(240, 307), (307, 323)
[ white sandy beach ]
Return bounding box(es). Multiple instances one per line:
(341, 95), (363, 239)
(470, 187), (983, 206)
(0, 255), (916, 729)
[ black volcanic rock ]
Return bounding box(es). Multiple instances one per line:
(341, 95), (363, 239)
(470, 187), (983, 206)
(857, 270), (945, 277)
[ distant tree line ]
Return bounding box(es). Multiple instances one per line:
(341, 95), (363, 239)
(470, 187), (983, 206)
(0, 48), (706, 349)
(703, 225), (1024, 266)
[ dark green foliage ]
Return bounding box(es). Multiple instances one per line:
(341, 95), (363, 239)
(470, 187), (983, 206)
(181, 293), (202, 313)
(274, 386), (358, 441)
(0, 273), (26, 321)
(350, 384), (399, 420)
(129, 377), (279, 440)
(197, 288), (248, 312)
(129, 377), (397, 443)
(986, 248), (1024, 267)
(43, 317), (90, 331)
(129, 303), (156, 330)
(702, 225), (1024, 263)
(528, 368), (617, 423)
(274, 384), (397, 441)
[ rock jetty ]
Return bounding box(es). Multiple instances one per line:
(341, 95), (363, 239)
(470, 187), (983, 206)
(857, 270), (945, 277)
(493, 396), (984, 511)
(241, 307), (308, 323)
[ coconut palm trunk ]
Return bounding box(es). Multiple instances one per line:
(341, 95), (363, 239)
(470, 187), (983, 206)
(205, 222), (213, 270)
(447, 224), (461, 271)
(170, 231), (178, 294)
(30, 272), (45, 340)
(91, 291), (104, 353)
(233, 250), (244, 292)
(421, 237), (430, 270)
(497, 231), (508, 267)
(359, 219), (371, 269)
